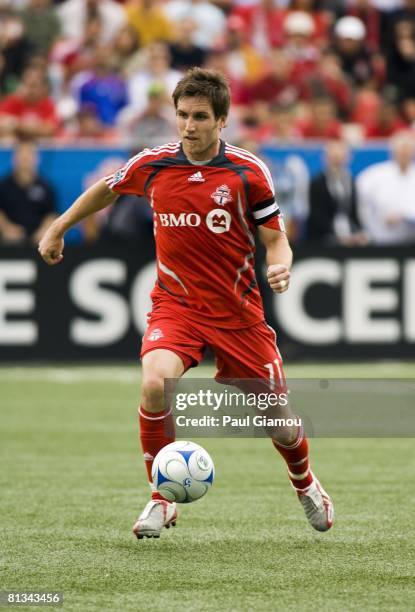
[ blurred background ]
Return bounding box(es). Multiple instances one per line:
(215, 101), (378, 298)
(0, 0), (414, 362)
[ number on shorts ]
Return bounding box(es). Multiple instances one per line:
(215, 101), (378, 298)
(264, 359), (284, 391)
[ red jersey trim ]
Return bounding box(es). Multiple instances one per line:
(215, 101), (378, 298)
(104, 142), (180, 190)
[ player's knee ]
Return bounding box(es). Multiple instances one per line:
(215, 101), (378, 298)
(272, 424), (298, 446)
(141, 372), (166, 412)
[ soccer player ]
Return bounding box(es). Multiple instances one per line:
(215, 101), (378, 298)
(38, 68), (333, 538)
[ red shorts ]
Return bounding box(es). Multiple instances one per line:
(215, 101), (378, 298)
(141, 309), (285, 389)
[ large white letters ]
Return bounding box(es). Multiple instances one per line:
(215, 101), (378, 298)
(0, 261), (37, 344)
(344, 260), (400, 342)
(69, 260), (129, 345)
(275, 259), (342, 344)
(273, 258), (409, 345)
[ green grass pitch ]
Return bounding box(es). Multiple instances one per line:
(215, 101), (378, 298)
(1, 363), (415, 611)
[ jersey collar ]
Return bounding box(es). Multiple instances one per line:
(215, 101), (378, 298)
(177, 139), (227, 166)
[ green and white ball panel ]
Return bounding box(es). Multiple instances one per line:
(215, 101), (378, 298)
(157, 481), (187, 503)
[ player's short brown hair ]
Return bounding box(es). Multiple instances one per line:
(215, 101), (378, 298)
(172, 67), (230, 120)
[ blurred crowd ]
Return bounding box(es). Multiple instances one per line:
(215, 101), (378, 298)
(2, 0), (415, 145)
(1, 0), (415, 247)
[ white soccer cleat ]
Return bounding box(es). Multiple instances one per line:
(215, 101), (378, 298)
(295, 472), (334, 532)
(132, 499), (177, 539)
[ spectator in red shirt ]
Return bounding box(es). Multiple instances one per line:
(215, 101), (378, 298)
(283, 11), (320, 82)
(0, 66), (59, 140)
(229, 0), (285, 52)
(350, 89), (381, 133)
(296, 96), (342, 139)
(245, 49), (301, 106)
(301, 50), (354, 120)
(237, 49), (302, 140)
(365, 98), (408, 138)
(265, 101), (302, 144)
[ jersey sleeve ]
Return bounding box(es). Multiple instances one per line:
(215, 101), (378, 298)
(248, 161), (285, 232)
(104, 150), (154, 196)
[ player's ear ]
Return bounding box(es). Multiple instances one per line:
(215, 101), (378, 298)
(219, 116), (227, 130)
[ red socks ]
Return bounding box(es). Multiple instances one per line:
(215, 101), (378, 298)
(273, 428), (313, 490)
(139, 406), (175, 500)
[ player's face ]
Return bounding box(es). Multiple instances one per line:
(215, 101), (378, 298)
(176, 97), (226, 161)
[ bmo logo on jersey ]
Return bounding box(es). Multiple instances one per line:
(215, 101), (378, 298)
(157, 213), (201, 227)
(156, 210), (232, 234)
(206, 209), (232, 234)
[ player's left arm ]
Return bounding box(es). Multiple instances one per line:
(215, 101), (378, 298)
(259, 226), (292, 294)
(246, 153), (292, 293)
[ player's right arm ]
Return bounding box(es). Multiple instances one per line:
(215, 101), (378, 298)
(39, 144), (173, 265)
(38, 179), (118, 265)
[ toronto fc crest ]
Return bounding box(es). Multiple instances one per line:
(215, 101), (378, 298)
(211, 184), (233, 206)
(148, 328), (164, 341)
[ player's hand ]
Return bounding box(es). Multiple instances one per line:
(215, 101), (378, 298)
(38, 227), (64, 266)
(267, 264), (290, 293)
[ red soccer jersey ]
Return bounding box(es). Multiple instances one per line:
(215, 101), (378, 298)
(0, 94), (58, 127)
(105, 140), (285, 329)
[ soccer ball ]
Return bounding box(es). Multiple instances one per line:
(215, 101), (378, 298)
(152, 441), (214, 503)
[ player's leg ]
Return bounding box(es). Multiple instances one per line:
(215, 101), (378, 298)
(133, 316), (205, 539)
(133, 349), (184, 539)
(139, 348), (185, 495)
(211, 322), (333, 532)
